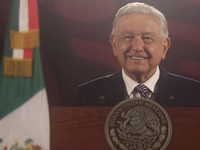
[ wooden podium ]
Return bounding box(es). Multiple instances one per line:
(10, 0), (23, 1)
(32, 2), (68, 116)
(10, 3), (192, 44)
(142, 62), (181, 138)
(50, 107), (200, 150)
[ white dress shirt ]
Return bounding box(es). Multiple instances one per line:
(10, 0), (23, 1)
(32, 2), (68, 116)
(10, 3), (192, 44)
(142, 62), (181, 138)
(122, 66), (160, 99)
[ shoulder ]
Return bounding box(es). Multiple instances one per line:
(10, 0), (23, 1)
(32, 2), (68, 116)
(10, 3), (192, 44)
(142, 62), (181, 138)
(167, 72), (200, 88)
(77, 70), (122, 89)
(160, 67), (200, 88)
(160, 68), (200, 97)
(74, 70), (123, 106)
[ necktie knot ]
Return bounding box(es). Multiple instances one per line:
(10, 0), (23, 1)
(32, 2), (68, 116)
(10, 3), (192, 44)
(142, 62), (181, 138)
(135, 84), (150, 99)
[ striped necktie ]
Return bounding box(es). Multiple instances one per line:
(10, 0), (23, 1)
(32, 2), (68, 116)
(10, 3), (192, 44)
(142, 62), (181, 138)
(135, 84), (150, 99)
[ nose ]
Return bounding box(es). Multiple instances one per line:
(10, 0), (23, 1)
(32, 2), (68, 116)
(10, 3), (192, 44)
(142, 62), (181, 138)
(131, 37), (144, 52)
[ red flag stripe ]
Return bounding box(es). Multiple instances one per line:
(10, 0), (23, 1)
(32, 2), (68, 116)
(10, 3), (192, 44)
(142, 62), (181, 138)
(24, 49), (33, 59)
(28, 0), (39, 30)
(25, 0), (39, 59)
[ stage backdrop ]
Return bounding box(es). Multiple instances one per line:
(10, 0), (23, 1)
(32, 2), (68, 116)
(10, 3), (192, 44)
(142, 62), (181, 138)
(0, 0), (200, 106)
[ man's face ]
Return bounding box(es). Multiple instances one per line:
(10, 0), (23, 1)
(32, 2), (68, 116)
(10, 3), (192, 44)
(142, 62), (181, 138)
(110, 14), (171, 81)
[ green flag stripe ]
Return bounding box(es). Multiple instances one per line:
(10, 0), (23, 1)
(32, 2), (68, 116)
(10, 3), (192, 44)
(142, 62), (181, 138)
(3, 0), (20, 57)
(9, 0), (20, 31)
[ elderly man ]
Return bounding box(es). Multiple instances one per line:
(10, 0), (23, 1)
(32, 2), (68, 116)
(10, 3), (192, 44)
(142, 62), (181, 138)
(74, 2), (200, 107)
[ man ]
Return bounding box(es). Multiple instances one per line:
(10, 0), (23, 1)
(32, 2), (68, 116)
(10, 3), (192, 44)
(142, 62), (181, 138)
(74, 2), (200, 107)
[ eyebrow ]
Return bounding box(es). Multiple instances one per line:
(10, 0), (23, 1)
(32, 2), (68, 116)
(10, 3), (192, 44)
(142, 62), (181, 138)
(142, 32), (155, 36)
(122, 31), (134, 35)
(122, 30), (155, 36)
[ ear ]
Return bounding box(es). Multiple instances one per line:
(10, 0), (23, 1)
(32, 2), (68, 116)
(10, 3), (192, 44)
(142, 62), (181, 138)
(110, 34), (118, 56)
(161, 37), (171, 59)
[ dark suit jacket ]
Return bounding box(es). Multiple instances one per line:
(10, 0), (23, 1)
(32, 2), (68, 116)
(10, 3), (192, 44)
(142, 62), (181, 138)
(74, 68), (200, 107)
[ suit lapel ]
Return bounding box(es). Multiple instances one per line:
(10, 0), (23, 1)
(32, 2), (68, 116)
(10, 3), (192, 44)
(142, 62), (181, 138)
(106, 70), (127, 106)
(155, 67), (177, 107)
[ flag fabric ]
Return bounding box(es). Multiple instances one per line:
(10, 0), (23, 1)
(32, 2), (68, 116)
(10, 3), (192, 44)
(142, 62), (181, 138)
(0, 0), (49, 149)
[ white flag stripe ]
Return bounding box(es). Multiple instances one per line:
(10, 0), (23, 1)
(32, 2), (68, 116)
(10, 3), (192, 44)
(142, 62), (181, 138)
(13, 0), (29, 58)
(19, 0), (29, 31)
(0, 88), (49, 149)
(13, 49), (24, 58)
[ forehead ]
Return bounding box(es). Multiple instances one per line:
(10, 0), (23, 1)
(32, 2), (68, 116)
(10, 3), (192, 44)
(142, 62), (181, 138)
(117, 14), (161, 35)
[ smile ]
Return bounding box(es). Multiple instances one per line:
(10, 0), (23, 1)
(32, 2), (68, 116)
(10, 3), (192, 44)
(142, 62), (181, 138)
(129, 56), (146, 60)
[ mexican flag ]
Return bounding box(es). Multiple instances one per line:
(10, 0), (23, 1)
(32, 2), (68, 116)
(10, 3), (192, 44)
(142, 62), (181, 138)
(0, 0), (49, 149)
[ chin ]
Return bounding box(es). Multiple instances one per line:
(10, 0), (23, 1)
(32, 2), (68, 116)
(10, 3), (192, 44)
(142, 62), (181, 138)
(128, 67), (147, 73)
(127, 69), (146, 76)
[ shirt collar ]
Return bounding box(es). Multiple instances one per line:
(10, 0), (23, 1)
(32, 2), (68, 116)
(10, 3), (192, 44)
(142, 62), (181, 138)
(122, 66), (160, 96)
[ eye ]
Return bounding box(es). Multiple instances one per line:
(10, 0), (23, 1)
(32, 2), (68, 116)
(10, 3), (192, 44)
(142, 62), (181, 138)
(123, 36), (133, 42)
(142, 36), (154, 44)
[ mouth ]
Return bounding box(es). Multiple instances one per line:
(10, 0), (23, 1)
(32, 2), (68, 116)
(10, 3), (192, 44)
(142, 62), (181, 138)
(129, 56), (147, 60)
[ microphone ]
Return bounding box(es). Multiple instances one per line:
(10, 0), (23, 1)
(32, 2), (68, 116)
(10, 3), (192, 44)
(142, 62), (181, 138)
(169, 95), (175, 107)
(99, 95), (105, 106)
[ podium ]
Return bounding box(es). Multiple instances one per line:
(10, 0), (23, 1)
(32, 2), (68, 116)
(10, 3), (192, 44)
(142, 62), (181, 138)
(50, 107), (200, 150)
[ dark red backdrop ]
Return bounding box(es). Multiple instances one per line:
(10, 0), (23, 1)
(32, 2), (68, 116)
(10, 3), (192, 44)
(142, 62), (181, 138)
(0, 0), (200, 106)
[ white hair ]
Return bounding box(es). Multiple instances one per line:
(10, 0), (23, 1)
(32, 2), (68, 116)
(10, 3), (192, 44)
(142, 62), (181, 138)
(112, 2), (169, 38)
